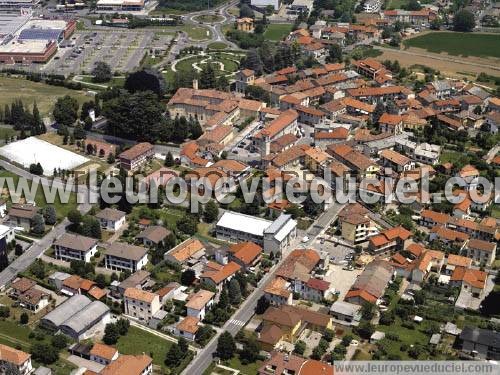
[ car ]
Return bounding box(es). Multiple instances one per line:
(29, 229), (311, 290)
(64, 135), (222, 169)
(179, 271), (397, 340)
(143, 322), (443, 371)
(232, 150), (238, 154)
(350, 340), (359, 346)
(301, 236), (310, 243)
(320, 237), (325, 244)
(342, 265), (354, 271)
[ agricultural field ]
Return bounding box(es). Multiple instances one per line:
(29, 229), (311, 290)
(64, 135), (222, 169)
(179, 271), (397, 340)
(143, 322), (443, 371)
(404, 32), (500, 59)
(0, 76), (91, 117)
(264, 23), (293, 41)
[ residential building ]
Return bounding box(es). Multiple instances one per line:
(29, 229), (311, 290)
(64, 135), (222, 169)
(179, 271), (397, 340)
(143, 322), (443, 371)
(301, 278), (331, 302)
(450, 267), (487, 297)
(118, 142), (154, 171)
(164, 238), (206, 264)
(235, 69), (255, 94)
(337, 203), (377, 243)
(378, 113), (403, 134)
(174, 316), (200, 341)
(7, 204), (38, 231)
(53, 233), (98, 263)
(124, 288), (161, 322)
(327, 143), (379, 179)
(368, 226), (412, 255)
(258, 351), (334, 375)
(18, 288), (50, 313)
(0, 344), (32, 375)
(460, 327), (500, 360)
(345, 260), (393, 305)
(379, 149), (414, 172)
(329, 300), (362, 326)
(236, 17), (254, 32)
(137, 225), (171, 248)
(264, 277), (293, 306)
(96, 208), (126, 231)
(185, 290), (215, 320)
(200, 261), (241, 293)
(105, 242), (148, 272)
(9, 277), (35, 299)
(465, 238), (496, 266)
(90, 343), (119, 365)
(227, 242), (263, 270)
(100, 354), (153, 375)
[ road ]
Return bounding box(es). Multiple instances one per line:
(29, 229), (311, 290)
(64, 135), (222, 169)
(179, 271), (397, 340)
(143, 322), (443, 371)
(182, 201), (346, 374)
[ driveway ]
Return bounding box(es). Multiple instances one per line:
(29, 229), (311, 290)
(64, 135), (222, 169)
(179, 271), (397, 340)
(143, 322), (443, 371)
(67, 355), (105, 373)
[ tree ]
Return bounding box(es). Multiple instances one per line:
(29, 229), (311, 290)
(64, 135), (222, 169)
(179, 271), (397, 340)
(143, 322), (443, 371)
(165, 343), (184, 367)
(216, 331), (236, 360)
(31, 343), (59, 364)
(107, 153), (115, 164)
(228, 278), (242, 305)
(218, 287), (229, 309)
(203, 200), (219, 223)
(116, 318), (130, 335)
(92, 61), (112, 83)
(95, 273), (107, 289)
(29, 163), (43, 176)
(294, 340), (306, 355)
(199, 64), (217, 89)
(303, 193), (323, 217)
(20, 312), (29, 324)
(15, 243), (23, 256)
(67, 209), (82, 225)
(189, 118), (203, 139)
(327, 44), (342, 63)
(124, 68), (167, 96)
(53, 95), (78, 126)
(178, 337), (189, 353)
(180, 269), (196, 286)
(255, 295), (270, 314)
(405, 0), (421, 10)
(240, 3), (254, 18)
(29, 260), (46, 279)
(31, 214), (45, 235)
(355, 321), (375, 339)
(73, 124), (86, 140)
(240, 337), (260, 364)
(51, 335), (68, 350)
(216, 75), (230, 91)
(165, 151), (174, 167)
(32, 101), (42, 134)
(373, 102), (385, 123)
(43, 205), (57, 225)
(177, 215), (198, 235)
(195, 325), (214, 345)
(103, 323), (120, 345)
(453, 9), (475, 31)
(0, 306), (10, 318)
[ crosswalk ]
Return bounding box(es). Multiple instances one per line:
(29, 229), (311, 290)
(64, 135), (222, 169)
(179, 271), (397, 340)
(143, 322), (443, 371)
(228, 319), (245, 327)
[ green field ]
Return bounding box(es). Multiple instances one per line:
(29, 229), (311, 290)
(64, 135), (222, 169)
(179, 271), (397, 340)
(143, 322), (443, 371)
(404, 32), (500, 59)
(208, 42), (228, 50)
(193, 14), (224, 23)
(263, 24), (293, 41)
(0, 76), (91, 117)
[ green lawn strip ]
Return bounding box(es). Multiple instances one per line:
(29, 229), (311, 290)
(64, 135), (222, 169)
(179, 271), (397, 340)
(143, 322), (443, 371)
(263, 24), (293, 41)
(222, 357), (263, 375)
(208, 42), (228, 50)
(404, 32), (500, 59)
(0, 170), (78, 220)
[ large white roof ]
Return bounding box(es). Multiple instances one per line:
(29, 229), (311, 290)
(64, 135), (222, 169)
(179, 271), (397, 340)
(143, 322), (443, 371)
(216, 211), (272, 237)
(273, 218), (297, 242)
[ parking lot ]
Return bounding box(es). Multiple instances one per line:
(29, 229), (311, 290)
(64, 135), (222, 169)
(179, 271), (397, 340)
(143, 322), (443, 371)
(44, 30), (168, 75)
(324, 264), (362, 299)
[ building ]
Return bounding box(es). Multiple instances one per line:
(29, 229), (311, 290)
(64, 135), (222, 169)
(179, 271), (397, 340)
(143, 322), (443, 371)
(327, 143), (379, 179)
(137, 225), (171, 247)
(185, 290), (215, 320)
(379, 149), (414, 172)
(0, 344), (32, 375)
(215, 211), (297, 254)
(368, 226), (412, 254)
(164, 238), (206, 264)
(337, 203), (377, 243)
(236, 17), (254, 32)
(345, 260), (393, 305)
(118, 142), (154, 171)
(90, 343), (119, 365)
(329, 300), (362, 326)
(105, 242), (148, 272)
(227, 241), (263, 270)
(124, 288), (161, 322)
(96, 0), (148, 12)
(113, 270), (151, 298)
(174, 316), (200, 341)
(251, 0), (280, 10)
(48, 271), (71, 291)
(53, 233), (98, 263)
(378, 113), (403, 134)
(464, 238), (497, 266)
(450, 267), (487, 297)
(235, 69), (255, 94)
(264, 277), (293, 306)
(0, 39), (57, 64)
(96, 208), (126, 231)
(200, 261), (241, 293)
(383, 8), (435, 26)
(18, 288), (50, 313)
(7, 204), (38, 231)
(258, 351), (333, 375)
(9, 277), (36, 299)
(100, 354), (153, 375)
(41, 295), (110, 341)
(459, 327), (500, 360)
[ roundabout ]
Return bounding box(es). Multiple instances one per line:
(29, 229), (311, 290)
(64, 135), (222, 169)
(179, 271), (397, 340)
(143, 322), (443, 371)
(170, 51), (244, 77)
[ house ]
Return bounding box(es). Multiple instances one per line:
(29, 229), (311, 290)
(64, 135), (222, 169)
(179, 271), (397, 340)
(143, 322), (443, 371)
(313, 127), (349, 149)
(458, 164), (480, 191)
(459, 327), (500, 360)
(105, 242), (148, 272)
(174, 316), (200, 341)
(337, 203), (377, 243)
(7, 204), (38, 231)
(48, 271), (71, 291)
(113, 270), (151, 299)
(379, 149), (414, 172)
(254, 110), (299, 157)
(304, 147), (331, 173)
(235, 69), (255, 93)
(464, 238), (496, 266)
(96, 208), (126, 232)
(408, 250), (444, 283)
(61, 275), (96, 296)
(443, 254), (472, 275)
(100, 354), (153, 375)
(450, 267), (487, 297)
(0, 200), (6, 218)
(90, 343), (119, 365)
(118, 142), (154, 171)
(124, 288), (161, 322)
(429, 226), (469, 249)
(18, 288), (50, 313)
(345, 260), (393, 305)
(200, 261), (241, 293)
(327, 143), (379, 179)
(156, 282), (182, 304)
(164, 238), (206, 265)
(236, 17), (254, 32)
(378, 113), (403, 134)
(368, 226), (412, 255)
(301, 278), (331, 302)
(137, 225), (171, 247)
(258, 351), (334, 375)
(0, 344), (33, 375)
(185, 290), (215, 321)
(53, 233), (98, 263)
(329, 300), (362, 326)
(264, 277), (293, 306)
(227, 242), (263, 270)
(9, 277), (36, 299)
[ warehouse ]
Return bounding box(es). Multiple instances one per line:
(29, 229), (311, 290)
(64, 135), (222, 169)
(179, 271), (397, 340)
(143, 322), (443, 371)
(41, 295), (110, 341)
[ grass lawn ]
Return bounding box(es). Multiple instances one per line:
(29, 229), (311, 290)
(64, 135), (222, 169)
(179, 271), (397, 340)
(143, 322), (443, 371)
(491, 204), (500, 219)
(263, 24), (293, 41)
(208, 42), (229, 50)
(0, 76), (90, 117)
(0, 127), (18, 142)
(116, 326), (172, 371)
(386, 0), (407, 8)
(404, 32), (500, 59)
(222, 357), (263, 375)
(439, 150), (464, 164)
(0, 169), (78, 220)
(193, 14), (224, 23)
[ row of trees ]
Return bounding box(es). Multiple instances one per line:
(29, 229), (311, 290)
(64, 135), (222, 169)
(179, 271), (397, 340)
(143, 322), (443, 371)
(1, 100), (46, 136)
